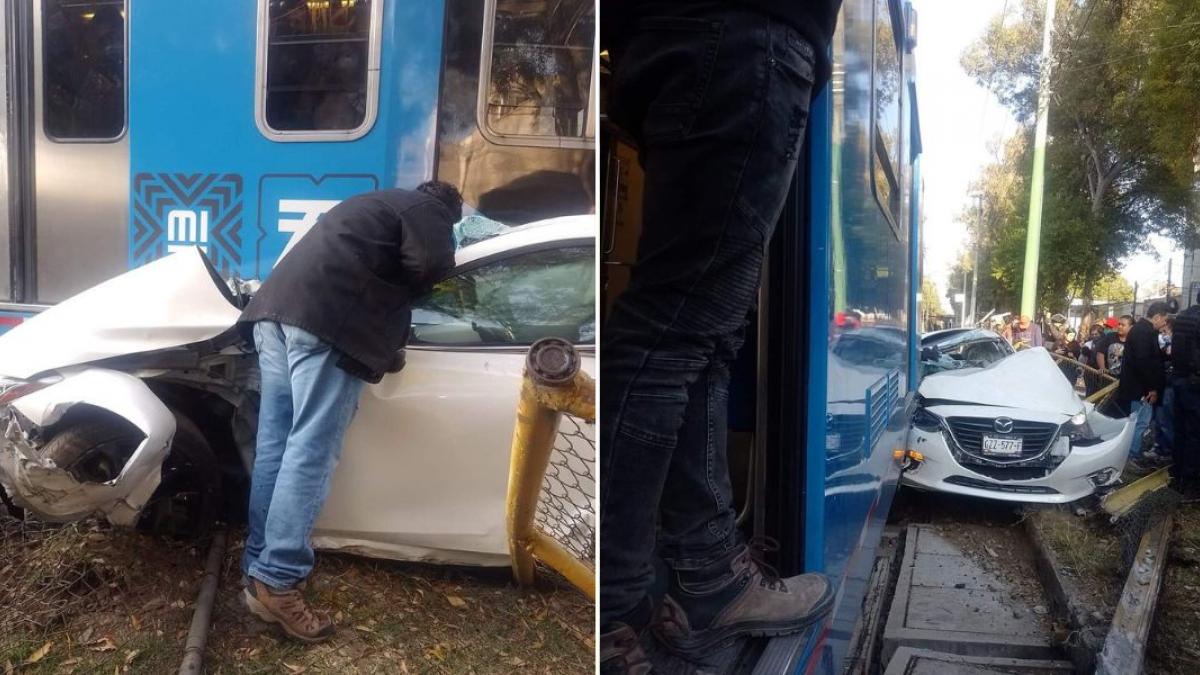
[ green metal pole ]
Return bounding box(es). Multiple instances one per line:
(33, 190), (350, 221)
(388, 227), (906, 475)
(1021, 0), (1057, 317)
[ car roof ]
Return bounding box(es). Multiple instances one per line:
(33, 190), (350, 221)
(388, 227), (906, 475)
(455, 214), (596, 267)
(921, 328), (1010, 350)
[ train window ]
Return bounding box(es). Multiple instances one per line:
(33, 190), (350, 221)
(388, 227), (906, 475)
(871, 0), (902, 235)
(42, 0), (126, 141)
(256, 0), (383, 141)
(478, 0), (595, 149)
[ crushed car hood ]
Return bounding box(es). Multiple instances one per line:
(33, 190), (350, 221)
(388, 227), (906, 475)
(918, 347), (1084, 415)
(0, 248), (242, 380)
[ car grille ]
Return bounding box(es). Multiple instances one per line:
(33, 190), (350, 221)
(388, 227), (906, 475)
(945, 475), (1059, 494)
(944, 416), (1061, 464)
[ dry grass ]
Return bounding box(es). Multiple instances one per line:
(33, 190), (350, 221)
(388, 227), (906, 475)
(0, 516), (593, 674)
(1029, 508), (1123, 610)
(1146, 503), (1200, 675)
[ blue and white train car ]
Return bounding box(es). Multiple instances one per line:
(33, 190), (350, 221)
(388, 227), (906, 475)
(0, 0), (595, 323)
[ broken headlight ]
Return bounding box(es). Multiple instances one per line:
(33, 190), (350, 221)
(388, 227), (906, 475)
(0, 376), (56, 407)
(912, 407), (942, 433)
(1065, 411), (1100, 446)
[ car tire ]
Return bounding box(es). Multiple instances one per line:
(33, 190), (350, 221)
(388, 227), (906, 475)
(42, 411), (220, 539)
(138, 412), (221, 539)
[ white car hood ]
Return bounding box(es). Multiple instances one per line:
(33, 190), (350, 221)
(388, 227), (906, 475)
(918, 347), (1083, 415)
(0, 248), (242, 380)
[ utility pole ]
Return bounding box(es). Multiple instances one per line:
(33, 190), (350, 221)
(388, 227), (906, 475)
(970, 194), (982, 325)
(961, 267), (969, 327)
(1167, 255), (1173, 299)
(1020, 0), (1057, 318)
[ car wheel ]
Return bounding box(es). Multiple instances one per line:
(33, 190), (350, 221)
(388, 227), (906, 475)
(137, 412), (221, 539)
(41, 412), (220, 539)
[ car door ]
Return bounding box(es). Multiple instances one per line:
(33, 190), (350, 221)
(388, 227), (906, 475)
(312, 238), (595, 565)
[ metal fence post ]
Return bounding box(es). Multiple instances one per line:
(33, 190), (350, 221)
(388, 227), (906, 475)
(506, 338), (596, 599)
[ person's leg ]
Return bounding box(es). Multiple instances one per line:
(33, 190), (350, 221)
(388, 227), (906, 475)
(600, 1), (820, 638)
(1155, 384), (1175, 454)
(1177, 383), (1200, 481)
(243, 321), (293, 577)
(656, 330), (742, 566)
(1129, 399), (1153, 459)
(249, 324), (366, 589)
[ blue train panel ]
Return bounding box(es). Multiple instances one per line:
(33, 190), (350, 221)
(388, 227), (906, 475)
(795, 0), (917, 671)
(127, 1), (444, 280)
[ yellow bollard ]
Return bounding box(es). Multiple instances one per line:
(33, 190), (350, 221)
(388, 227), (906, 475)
(506, 338), (596, 600)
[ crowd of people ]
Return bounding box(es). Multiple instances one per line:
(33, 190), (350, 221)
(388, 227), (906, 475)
(990, 301), (1200, 486)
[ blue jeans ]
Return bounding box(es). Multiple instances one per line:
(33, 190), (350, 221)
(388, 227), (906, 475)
(601, 3), (815, 628)
(1129, 399), (1154, 459)
(242, 321), (365, 589)
(1155, 384), (1176, 453)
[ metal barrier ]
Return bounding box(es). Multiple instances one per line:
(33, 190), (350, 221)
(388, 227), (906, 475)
(1047, 351), (1118, 407)
(506, 338), (596, 599)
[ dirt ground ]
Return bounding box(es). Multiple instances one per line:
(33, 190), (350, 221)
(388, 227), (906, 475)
(0, 516), (594, 674)
(1146, 502), (1200, 675)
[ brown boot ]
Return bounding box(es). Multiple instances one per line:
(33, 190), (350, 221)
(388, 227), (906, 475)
(243, 578), (335, 643)
(654, 547), (834, 656)
(600, 623), (654, 675)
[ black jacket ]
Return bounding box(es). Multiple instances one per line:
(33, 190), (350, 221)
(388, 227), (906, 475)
(602, 1), (843, 84)
(1174, 305), (1200, 378)
(1118, 318), (1165, 403)
(239, 189), (456, 383)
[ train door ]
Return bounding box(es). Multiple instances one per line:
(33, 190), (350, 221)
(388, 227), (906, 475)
(3, 1), (129, 305)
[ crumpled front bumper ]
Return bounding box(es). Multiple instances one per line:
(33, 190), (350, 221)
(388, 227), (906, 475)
(0, 369), (175, 525)
(902, 411), (1134, 504)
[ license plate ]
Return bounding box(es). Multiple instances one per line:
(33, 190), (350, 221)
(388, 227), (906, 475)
(982, 435), (1023, 456)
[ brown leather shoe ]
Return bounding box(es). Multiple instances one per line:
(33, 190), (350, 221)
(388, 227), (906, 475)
(243, 578), (334, 643)
(600, 623), (654, 675)
(655, 547), (834, 656)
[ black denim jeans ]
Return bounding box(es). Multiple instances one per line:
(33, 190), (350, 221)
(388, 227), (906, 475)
(1172, 377), (1200, 479)
(600, 2), (816, 628)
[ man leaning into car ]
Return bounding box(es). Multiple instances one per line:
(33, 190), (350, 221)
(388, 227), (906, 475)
(236, 182), (459, 642)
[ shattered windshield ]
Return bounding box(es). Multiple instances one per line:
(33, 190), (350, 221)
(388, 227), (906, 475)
(921, 330), (1013, 375)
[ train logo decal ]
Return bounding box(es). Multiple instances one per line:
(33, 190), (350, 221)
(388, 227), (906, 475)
(131, 173), (244, 275)
(255, 174), (379, 278)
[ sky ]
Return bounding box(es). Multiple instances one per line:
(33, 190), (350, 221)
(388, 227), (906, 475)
(911, 0), (1183, 307)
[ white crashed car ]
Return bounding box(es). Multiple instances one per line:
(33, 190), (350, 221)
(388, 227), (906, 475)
(0, 216), (595, 566)
(904, 342), (1134, 504)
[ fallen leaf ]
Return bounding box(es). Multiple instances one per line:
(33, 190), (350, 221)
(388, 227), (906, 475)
(282, 663), (306, 673)
(446, 595), (467, 609)
(425, 644), (446, 662)
(353, 625), (375, 633)
(171, 600), (187, 609)
(62, 658), (81, 666)
(130, 614), (142, 630)
(4, 659), (13, 675)
(508, 657), (526, 667)
(124, 649), (140, 666)
(90, 638), (118, 652)
(24, 641), (52, 665)
(80, 627), (94, 644)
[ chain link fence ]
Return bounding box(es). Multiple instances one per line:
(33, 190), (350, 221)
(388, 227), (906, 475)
(536, 414), (595, 568)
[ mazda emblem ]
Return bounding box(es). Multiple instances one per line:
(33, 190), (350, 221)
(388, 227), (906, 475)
(993, 417), (1014, 434)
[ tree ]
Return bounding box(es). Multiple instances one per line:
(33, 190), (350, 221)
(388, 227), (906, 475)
(920, 278), (946, 330)
(958, 0), (1200, 323)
